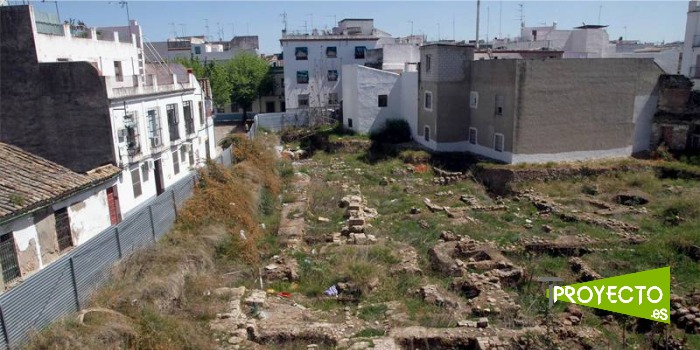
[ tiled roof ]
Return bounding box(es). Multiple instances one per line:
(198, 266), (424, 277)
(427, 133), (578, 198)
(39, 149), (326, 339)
(0, 143), (120, 222)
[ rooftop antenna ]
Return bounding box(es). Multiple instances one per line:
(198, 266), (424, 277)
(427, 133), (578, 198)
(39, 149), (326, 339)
(281, 12), (287, 33)
(486, 5), (490, 45)
(229, 23), (235, 38)
(204, 19), (210, 41)
(498, 0), (502, 38)
(598, 4), (602, 24)
(179, 23), (186, 37)
(437, 22), (441, 41)
(452, 14), (455, 41)
(326, 14), (337, 28)
(306, 13), (313, 32)
(476, 0), (480, 48)
(518, 3), (524, 28)
(409, 20), (413, 37)
(169, 22), (177, 38)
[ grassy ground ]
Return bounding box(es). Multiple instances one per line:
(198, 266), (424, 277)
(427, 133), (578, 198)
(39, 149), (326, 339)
(293, 142), (700, 349)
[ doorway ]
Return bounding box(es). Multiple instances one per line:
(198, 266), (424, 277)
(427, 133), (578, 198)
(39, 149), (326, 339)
(153, 159), (165, 195)
(106, 186), (122, 225)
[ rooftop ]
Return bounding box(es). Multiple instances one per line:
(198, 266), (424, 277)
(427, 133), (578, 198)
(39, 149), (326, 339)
(0, 143), (120, 223)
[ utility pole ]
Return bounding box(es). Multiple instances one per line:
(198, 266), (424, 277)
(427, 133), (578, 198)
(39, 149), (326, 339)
(475, 0), (480, 49)
(179, 23), (186, 37)
(486, 5), (490, 46)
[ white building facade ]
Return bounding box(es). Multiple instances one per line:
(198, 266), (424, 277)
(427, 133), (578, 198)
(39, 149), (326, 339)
(24, 7), (216, 218)
(682, 1), (700, 83)
(341, 65), (418, 135)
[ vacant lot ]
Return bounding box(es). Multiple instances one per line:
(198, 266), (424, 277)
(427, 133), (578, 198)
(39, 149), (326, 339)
(25, 131), (700, 350)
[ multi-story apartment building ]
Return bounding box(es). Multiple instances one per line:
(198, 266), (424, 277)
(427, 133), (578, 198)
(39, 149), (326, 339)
(682, 1), (700, 84)
(416, 43), (662, 164)
(0, 5), (216, 219)
(280, 19), (383, 114)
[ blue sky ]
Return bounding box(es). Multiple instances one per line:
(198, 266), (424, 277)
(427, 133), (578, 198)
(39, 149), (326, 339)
(27, 1), (688, 54)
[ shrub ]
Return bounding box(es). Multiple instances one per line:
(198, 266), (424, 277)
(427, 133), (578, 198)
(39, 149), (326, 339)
(399, 150), (431, 164)
(369, 119), (411, 144)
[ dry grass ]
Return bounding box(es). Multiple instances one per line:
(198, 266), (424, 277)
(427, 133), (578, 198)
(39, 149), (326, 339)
(24, 136), (280, 350)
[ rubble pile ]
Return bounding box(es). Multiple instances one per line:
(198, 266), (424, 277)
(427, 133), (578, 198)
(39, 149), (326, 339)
(429, 240), (524, 285)
(328, 194), (378, 245)
(670, 294), (700, 333)
(263, 255), (299, 282)
(568, 257), (601, 282)
(521, 235), (596, 257)
(389, 244), (423, 276)
(450, 272), (522, 319)
(432, 167), (469, 185)
(417, 284), (462, 309)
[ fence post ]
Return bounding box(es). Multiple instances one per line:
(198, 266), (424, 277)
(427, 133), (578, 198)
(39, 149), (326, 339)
(149, 206), (156, 242)
(0, 305), (10, 349)
(69, 258), (81, 311)
(114, 227), (122, 259)
(171, 190), (178, 219)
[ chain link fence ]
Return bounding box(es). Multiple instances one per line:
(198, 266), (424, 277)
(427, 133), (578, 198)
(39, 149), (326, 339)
(0, 147), (235, 349)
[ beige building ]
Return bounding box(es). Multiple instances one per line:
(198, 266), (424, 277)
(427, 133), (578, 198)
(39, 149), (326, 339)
(416, 43), (663, 164)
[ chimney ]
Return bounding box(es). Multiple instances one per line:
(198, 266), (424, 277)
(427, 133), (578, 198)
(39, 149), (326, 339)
(476, 0), (481, 49)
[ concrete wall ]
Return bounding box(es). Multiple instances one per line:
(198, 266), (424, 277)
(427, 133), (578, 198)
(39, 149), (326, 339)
(400, 71), (419, 138)
(281, 38), (377, 110)
(514, 59), (661, 158)
(0, 6), (115, 173)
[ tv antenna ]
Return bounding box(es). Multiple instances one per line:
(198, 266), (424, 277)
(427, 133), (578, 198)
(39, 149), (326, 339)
(518, 3), (524, 28)
(280, 12), (288, 33)
(204, 19), (210, 41)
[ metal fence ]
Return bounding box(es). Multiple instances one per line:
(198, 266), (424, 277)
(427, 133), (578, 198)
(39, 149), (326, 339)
(254, 112), (310, 132)
(0, 173), (201, 349)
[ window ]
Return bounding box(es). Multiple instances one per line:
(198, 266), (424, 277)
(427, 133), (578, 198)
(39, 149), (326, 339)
(216, 106), (225, 113)
(424, 126), (430, 142)
(147, 109), (163, 148)
(469, 127), (477, 145)
(328, 92), (339, 105)
(424, 91), (432, 111)
(124, 113), (140, 156)
(54, 208), (73, 252)
(377, 94), (388, 107)
(180, 146), (187, 164)
(172, 151), (180, 174)
(327, 70), (338, 81)
(494, 133), (504, 152)
(166, 103), (180, 141)
(495, 95), (504, 116)
(280, 101), (286, 112)
(298, 94), (309, 108)
(355, 46), (366, 59)
(114, 61), (123, 82)
(183, 101), (194, 135)
(141, 162), (149, 182)
(265, 101), (275, 113)
(295, 47), (308, 60)
(198, 101), (205, 125)
(348, 118), (353, 128)
(194, 46), (201, 54)
(470, 91), (479, 109)
(131, 168), (142, 197)
(189, 148), (195, 166)
(326, 46), (337, 58)
(297, 71), (309, 84)
(425, 54), (431, 72)
(0, 233), (20, 284)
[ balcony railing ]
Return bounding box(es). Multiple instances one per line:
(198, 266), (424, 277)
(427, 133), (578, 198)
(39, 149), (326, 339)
(104, 73), (195, 99)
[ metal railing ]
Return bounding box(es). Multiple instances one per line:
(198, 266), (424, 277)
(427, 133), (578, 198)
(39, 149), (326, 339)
(0, 142), (231, 348)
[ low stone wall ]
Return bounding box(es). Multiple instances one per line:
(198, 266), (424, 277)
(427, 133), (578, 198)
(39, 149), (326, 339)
(472, 163), (654, 195)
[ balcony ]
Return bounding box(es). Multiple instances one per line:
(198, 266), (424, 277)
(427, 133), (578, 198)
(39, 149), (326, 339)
(104, 73), (196, 99)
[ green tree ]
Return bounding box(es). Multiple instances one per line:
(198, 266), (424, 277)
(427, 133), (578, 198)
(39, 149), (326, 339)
(226, 53), (271, 122)
(176, 57), (231, 110)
